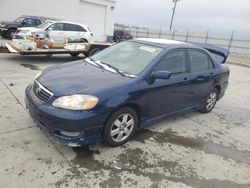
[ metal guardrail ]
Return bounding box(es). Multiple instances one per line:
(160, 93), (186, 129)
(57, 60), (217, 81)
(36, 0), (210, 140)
(115, 23), (250, 56)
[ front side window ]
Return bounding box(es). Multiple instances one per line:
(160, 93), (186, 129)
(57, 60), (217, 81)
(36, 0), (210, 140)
(24, 18), (35, 26)
(156, 50), (187, 74)
(48, 23), (64, 31)
(189, 50), (210, 72)
(91, 41), (163, 75)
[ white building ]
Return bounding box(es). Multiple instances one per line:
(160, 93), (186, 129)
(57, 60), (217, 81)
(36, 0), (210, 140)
(0, 0), (116, 40)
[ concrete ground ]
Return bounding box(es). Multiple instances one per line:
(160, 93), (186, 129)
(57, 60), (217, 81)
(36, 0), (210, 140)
(0, 41), (250, 188)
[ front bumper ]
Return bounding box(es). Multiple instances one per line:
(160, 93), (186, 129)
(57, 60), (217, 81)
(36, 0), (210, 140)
(25, 84), (108, 147)
(0, 27), (8, 35)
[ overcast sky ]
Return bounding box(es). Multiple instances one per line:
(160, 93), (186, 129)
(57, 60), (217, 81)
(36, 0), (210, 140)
(115, 0), (250, 32)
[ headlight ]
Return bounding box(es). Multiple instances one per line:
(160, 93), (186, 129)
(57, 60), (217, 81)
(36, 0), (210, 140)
(0, 24), (6, 27)
(34, 71), (42, 79)
(52, 94), (99, 110)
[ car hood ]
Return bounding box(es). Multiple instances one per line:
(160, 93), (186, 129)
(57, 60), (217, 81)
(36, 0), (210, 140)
(0, 21), (17, 26)
(38, 60), (133, 97)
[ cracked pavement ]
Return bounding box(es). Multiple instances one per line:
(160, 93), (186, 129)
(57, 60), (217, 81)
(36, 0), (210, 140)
(0, 52), (250, 188)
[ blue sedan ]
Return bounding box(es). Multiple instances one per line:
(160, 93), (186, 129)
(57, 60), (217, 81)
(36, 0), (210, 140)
(25, 39), (229, 147)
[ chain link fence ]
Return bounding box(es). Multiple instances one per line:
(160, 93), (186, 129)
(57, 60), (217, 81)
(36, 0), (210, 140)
(115, 23), (250, 56)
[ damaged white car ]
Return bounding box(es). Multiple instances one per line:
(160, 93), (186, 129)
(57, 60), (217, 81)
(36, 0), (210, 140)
(14, 20), (93, 42)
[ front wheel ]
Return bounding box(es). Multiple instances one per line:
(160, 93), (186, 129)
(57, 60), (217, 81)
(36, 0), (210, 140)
(199, 88), (218, 113)
(103, 107), (138, 147)
(7, 29), (16, 39)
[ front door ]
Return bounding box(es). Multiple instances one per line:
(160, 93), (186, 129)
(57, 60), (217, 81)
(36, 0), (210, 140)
(47, 23), (65, 42)
(147, 50), (190, 118)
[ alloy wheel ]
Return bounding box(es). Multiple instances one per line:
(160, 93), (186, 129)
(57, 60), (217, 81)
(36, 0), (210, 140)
(110, 113), (134, 143)
(206, 91), (217, 110)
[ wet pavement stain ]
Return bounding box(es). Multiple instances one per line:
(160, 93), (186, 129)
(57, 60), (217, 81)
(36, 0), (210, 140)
(168, 177), (250, 188)
(133, 129), (250, 165)
(20, 63), (41, 70)
(54, 129), (250, 187)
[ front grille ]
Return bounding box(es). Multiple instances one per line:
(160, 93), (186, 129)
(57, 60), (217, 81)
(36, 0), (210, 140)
(33, 80), (53, 102)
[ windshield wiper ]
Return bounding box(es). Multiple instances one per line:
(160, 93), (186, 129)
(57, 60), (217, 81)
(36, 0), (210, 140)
(99, 62), (127, 77)
(84, 58), (136, 78)
(84, 57), (103, 69)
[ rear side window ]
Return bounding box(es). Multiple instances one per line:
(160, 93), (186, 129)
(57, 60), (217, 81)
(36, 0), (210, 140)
(189, 50), (211, 72)
(156, 50), (187, 75)
(64, 23), (86, 32)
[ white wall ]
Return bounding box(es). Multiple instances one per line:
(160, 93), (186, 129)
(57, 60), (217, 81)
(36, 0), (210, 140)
(0, 0), (116, 39)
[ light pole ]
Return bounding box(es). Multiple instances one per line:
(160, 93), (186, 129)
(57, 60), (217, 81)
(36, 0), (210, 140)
(169, 0), (180, 31)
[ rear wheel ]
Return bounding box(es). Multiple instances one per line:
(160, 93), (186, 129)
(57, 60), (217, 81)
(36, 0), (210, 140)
(70, 53), (80, 57)
(7, 28), (16, 39)
(116, 37), (121, 43)
(199, 88), (218, 113)
(103, 107), (138, 147)
(88, 48), (100, 57)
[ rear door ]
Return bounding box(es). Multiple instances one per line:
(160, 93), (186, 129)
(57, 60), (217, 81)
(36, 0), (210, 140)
(187, 49), (215, 107)
(63, 23), (87, 41)
(147, 49), (190, 118)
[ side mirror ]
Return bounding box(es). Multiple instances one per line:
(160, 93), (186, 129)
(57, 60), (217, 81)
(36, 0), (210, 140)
(47, 27), (53, 31)
(152, 71), (171, 80)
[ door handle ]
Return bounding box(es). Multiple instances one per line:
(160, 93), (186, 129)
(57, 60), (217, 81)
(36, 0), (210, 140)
(195, 76), (206, 81)
(184, 77), (188, 81)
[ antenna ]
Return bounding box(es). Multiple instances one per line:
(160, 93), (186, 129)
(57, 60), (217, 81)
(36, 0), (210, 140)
(169, 0), (180, 31)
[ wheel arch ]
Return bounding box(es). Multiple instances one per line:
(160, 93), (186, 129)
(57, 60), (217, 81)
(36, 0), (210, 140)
(214, 85), (221, 100)
(104, 102), (142, 130)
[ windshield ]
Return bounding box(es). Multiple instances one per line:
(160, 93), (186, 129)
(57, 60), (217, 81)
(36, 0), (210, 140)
(14, 17), (25, 23)
(91, 41), (163, 75)
(36, 21), (54, 29)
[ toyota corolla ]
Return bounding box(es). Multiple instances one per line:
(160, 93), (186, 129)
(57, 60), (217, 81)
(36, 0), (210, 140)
(25, 39), (229, 147)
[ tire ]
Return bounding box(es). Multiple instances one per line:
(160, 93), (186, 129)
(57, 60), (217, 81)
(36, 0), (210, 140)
(6, 28), (16, 39)
(103, 107), (138, 147)
(70, 53), (80, 57)
(199, 88), (219, 113)
(89, 48), (100, 57)
(116, 37), (121, 43)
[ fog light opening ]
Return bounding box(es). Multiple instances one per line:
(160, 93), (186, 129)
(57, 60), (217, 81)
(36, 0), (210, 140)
(59, 131), (82, 137)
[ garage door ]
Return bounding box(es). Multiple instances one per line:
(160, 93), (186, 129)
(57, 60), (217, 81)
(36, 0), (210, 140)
(79, 0), (107, 40)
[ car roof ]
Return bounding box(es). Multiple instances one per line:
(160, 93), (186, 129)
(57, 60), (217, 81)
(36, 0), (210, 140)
(55, 20), (90, 28)
(21, 15), (59, 21)
(134, 38), (198, 49)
